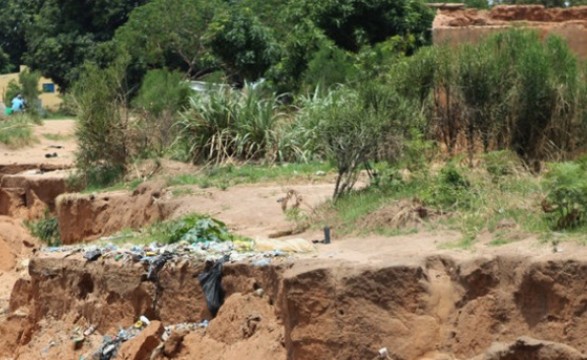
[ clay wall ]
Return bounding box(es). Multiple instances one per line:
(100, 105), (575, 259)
(433, 5), (587, 59)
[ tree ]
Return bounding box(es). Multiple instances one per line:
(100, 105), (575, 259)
(0, 0), (43, 71)
(115, 0), (221, 79)
(290, 0), (434, 53)
(24, 0), (147, 90)
(206, 8), (280, 84)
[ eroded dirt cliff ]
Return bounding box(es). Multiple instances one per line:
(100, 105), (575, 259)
(3, 252), (587, 359)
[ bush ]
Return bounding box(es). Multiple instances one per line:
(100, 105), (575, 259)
(133, 69), (191, 156)
(72, 59), (130, 188)
(26, 211), (61, 246)
(312, 87), (395, 199)
(425, 164), (473, 210)
(542, 162), (587, 230)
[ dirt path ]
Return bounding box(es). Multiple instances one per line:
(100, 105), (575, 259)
(0, 119), (76, 167)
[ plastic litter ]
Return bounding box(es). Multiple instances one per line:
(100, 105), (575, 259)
(147, 251), (173, 281)
(140, 315), (150, 326)
(83, 325), (96, 337)
(253, 258), (271, 267)
(83, 249), (102, 261)
(198, 257), (227, 316)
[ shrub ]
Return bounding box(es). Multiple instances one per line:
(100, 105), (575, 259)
(133, 69), (191, 156)
(72, 59), (130, 188)
(542, 162), (587, 230)
(484, 150), (524, 181)
(26, 211), (61, 246)
(313, 88), (393, 200)
(425, 164), (473, 210)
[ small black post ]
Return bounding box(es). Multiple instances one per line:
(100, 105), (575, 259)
(324, 226), (331, 244)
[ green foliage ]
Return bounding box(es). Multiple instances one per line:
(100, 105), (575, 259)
(25, 0), (148, 89)
(312, 88), (392, 199)
(133, 69), (191, 155)
(19, 69), (41, 117)
(26, 211), (60, 246)
(73, 59), (130, 188)
(166, 162), (331, 189)
(0, 0), (42, 69)
(291, 0), (433, 52)
(121, 214), (250, 245)
(3, 80), (21, 106)
(395, 29), (587, 162)
(301, 39), (358, 91)
(542, 162), (587, 230)
(484, 150), (523, 181)
(207, 7), (280, 83)
(164, 214), (241, 244)
(0, 114), (37, 148)
(175, 85), (286, 164)
(115, 0), (220, 78)
(426, 164), (473, 210)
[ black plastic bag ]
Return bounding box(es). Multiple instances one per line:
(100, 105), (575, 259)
(198, 257), (227, 317)
(147, 251), (173, 281)
(84, 249), (102, 261)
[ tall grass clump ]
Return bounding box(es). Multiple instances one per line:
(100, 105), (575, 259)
(393, 29), (587, 163)
(175, 84), (286, 164)
(0, 114), (37, 148)
(72, 59), (130, 188)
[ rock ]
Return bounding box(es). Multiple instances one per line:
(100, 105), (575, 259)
(472, 336), (587, 360)
(117, 321), (164, 360)
(163, 329), (188, 357)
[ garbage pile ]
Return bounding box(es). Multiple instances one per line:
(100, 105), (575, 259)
(42, 237), (297, 269)
(78, 316), (210, 360)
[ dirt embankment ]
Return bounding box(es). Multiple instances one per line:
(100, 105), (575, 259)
(56, 182), (176, 244)
(3, 253), (587, 359)
(433, 5), (587, 60)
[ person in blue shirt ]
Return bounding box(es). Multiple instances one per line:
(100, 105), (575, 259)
(11, 94), (25, 113)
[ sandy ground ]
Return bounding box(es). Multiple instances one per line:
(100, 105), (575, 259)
(4, 119), (587, 359)
(0, 119), (76, 167)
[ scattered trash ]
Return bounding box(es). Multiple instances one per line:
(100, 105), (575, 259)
(146, 251), (173, 281)
(44, 152), (58, 158)
(376, 347), (392, 360)
(83, 249), (102, 261)
(198, 256), (227, 316)
(83, 325), (96, 337)
(315, 170), (326, 176)
(253, 258), (271, 267)
(140, 315), (151, 326)
(254, 288), (264, 297)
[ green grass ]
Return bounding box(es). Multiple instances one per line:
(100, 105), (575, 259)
(25, 211), (61, 246)
(102, 213), (251, 247)
(43, 132), (72, 141)
(82, 177), (143, 194)
(313, 161), (557, 249)
(43, 111), (75, 120)
(166, 162), (332, 189)
(0, 114), (38, 148)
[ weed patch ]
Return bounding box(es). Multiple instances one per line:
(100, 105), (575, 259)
(26, 211), (61, 246)
(0, 115), (38, 148)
